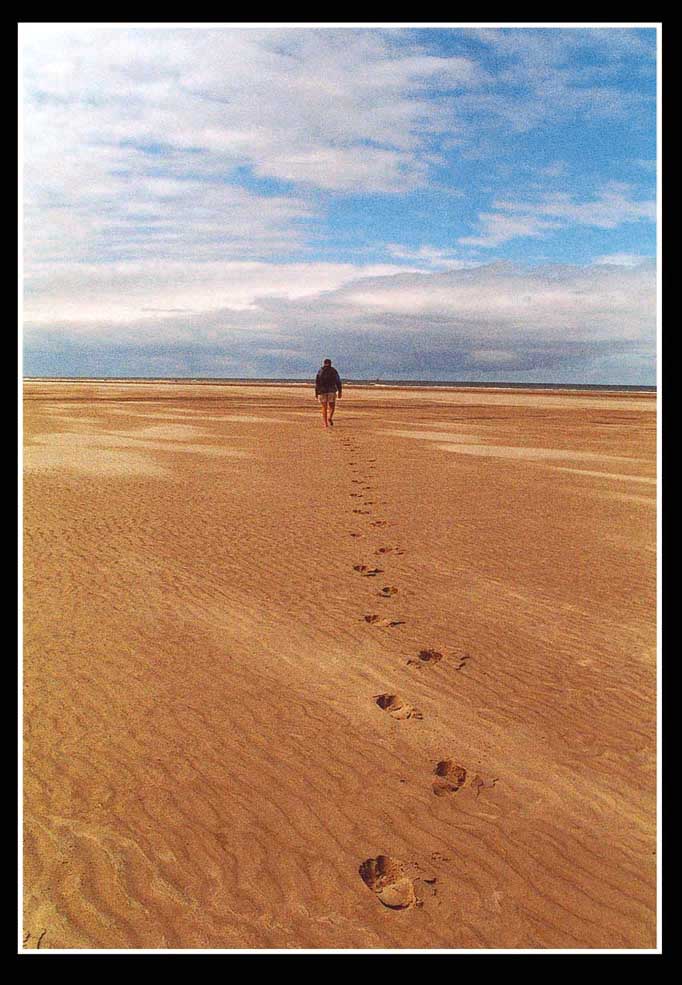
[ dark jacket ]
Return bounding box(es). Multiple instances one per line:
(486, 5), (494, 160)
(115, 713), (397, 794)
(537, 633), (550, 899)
(315, 366), (342, 396)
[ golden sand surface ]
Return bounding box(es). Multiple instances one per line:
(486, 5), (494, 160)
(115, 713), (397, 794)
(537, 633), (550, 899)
(22, 381), (657, 950)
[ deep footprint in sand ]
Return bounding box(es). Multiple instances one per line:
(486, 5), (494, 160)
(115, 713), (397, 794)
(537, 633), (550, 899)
(359, 856), (416, 910)
(407, 648), (443, 667)
(370, 520), (388, 528)
(375, 693), (422, 720)
(362, 614), (405, 627)
(378, 586), (398, 597)
(353, 565), (384, 576)
(432, 760), (467, 797)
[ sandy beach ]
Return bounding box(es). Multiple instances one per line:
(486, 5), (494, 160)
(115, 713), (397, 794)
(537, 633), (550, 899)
(22, 380), (657, 950)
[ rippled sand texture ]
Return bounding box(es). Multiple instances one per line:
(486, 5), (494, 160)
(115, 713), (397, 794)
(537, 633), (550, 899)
(23, 381), (657, 950)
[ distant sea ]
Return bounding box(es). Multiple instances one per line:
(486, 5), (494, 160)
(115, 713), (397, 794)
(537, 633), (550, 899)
(25, 377), (657, 393)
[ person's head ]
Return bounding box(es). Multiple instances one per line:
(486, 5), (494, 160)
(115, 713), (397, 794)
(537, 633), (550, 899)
(323, 358), (332, 367)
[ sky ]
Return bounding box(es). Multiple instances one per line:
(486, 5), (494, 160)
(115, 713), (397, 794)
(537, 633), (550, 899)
(21, 24), (659, 384)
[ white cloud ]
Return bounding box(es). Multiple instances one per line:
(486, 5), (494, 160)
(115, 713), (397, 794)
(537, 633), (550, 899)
(332, 261), (656, 344)
(537, 160), (568, 178)
(385, 244), (480, 269)
(633, 158), (657, 173)
(593, 253), (652, 267)
(23, 260), (419, 326)
(472, 27), (655, 64)
(21, 26), (482, 205)
(251, 145), (428, 193)
(460, 185), (656, 247)
(23, 173), (315, 266)
(493, 185), (656, 229)
(453, 28), (656, 136)
(459, 212), (559, 247)
(20, 25), (496, 294)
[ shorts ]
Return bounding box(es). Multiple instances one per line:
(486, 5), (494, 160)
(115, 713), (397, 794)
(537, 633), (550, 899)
(318, 391), (337, 404)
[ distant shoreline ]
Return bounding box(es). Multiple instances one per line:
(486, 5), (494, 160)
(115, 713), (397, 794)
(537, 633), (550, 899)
(22, 377), (656, 394)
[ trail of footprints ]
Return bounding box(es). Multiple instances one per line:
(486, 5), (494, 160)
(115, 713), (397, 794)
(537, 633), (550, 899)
(337, 430), (496, 911)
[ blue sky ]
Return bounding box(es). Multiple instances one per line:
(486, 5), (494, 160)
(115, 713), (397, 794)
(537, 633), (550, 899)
(21, 25), (658, 383)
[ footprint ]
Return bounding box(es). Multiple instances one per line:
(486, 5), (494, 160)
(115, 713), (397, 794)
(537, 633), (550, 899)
(375, 547), (393, 555)
(407, 648), (443, 667)
(359, 856), (416, 910)
(353, 565), (384, 576)
(470, 773), (498, 797)
(430, 851), (452, 863)
(353, 509), (371, 514)
(375, 693), (422, 720)
(410, 865), (439, 906)
(370, 520), (388, 528)
(454, 653), (471, 671)
(362, 615), (405, 627)
(419, 648), (443, 663)
(432, 760), (467, 797)
(25, 928), (48, 949)
(378, 586), (398, 597)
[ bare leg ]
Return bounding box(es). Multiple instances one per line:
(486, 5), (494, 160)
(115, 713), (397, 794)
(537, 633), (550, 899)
(320, 399), (328, 427)
(328, 398), (336, 425)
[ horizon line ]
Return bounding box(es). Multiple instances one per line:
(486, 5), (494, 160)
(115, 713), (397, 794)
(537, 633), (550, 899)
(22, 375), (657, 391)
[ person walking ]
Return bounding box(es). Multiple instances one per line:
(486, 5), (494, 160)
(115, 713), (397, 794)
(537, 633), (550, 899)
(315, 358), (343, 428)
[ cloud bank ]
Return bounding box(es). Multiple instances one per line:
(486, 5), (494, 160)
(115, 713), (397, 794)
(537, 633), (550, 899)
(24, 260), (656, 384)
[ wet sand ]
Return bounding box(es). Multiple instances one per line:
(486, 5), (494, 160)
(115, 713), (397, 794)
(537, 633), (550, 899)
(22, 380), (657, 950)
